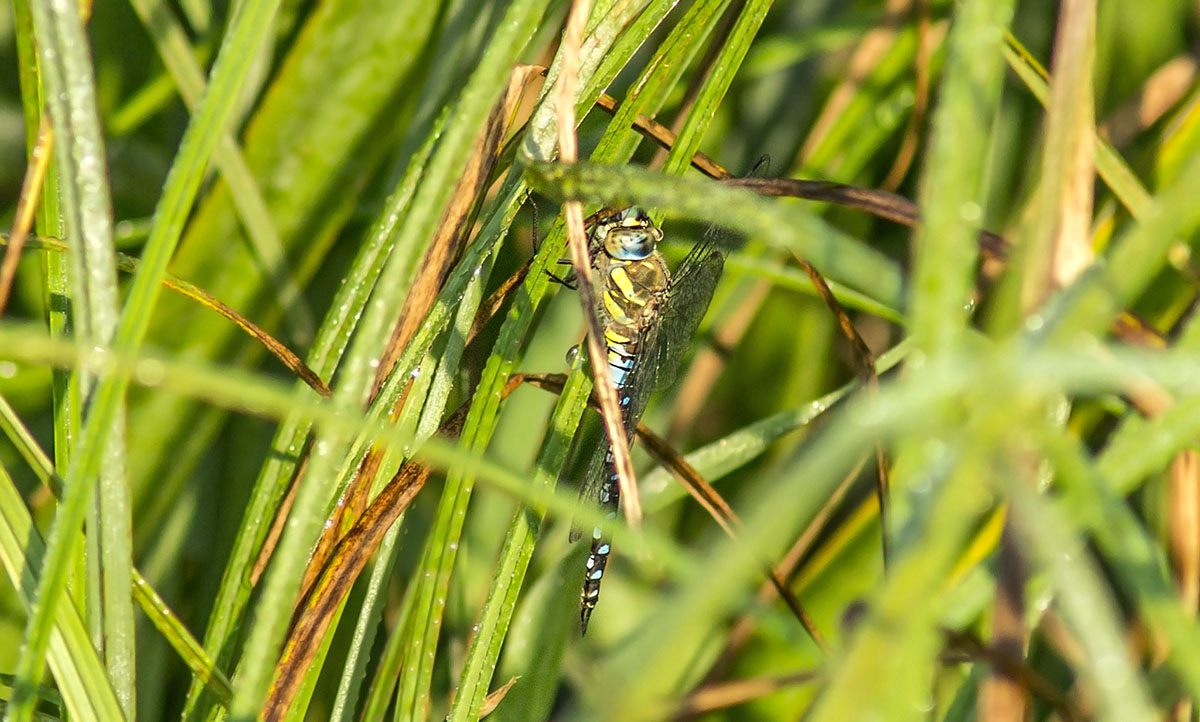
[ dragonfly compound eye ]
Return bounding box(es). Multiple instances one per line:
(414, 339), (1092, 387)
(595, 207), (663, 261)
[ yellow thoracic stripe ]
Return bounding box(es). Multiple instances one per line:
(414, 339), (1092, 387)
(609, 266), (636, 298)
(602, 289), (627, 323)
(604, 326), (630, 344)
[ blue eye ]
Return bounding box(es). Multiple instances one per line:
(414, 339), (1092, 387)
(593, 207), (662, 260)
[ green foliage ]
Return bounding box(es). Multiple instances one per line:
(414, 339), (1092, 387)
(3, 0), (1200, 720)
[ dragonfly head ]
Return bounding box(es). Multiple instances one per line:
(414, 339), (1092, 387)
(592, 206), (663, 261)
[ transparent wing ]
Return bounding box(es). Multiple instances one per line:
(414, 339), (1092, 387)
(645, 238), (724, 397)
(646, 156), (769, 393)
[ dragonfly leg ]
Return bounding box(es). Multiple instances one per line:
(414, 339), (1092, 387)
(545, 259), (577, 289)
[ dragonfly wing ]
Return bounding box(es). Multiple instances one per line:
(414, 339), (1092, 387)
(647, 238), (725, 394)
(568, 443), (609, 542)
(647, 157), (767, 392)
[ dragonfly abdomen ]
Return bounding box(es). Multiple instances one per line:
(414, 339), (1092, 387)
(581, 327), (650, 631)
(580, 446), (618, 630)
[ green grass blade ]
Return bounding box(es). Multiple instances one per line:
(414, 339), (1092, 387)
(1045, 427), (1200, 701)
(0, 463), (124, 720)
(999, 459), (1157, 722)
(122, 0), (438, 539)
(12, 0), (282, 710)
(124, 0), (314, 342)
(15, 0), (131, 715)
(321, 248), (497, 721)
(909, 0), (1013, 353)
(591, 0), (734, 165)
(661, 0), (773, 175)
(0, 383), (233, 707)
(447, 358), (590, 721)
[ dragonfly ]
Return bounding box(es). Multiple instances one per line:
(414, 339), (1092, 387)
(567, 205), (727, 634)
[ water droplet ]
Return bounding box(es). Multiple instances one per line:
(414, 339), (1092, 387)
(134, 358), (165, 386)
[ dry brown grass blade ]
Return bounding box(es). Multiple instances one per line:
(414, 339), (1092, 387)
(471, 257), (532, 341)
(1042, 0), (1096, 292)
(264, 374), (527, 719)
(944, 628), (1082, 722)
(1100, 55), (1197, 149)
(636, 423), (739, 537)
(1, 0), (99, 317)
(639, 422), (829, 650)
(3, 233), (332, 396)
(158, 269), (332, 396)
(880, 0), (937, 190)
(557, 0), (643, 529)
(1169, 450), (1200, 614)
(724, 176), (1011, 262)
(1167, 449), (1200, 722)
(293, 447), (384, 603)
(790, 252), (891, 566)
(594, 93), (730, 179)
(479, 676), (520, 717)
(596, 91), (1168, 353)
(0, 117), (53, 319)
(265, 460), (430, 720)
(989, 6), (1096, 718)
(523, 372), (829, 652)
(251, 453), (309, 586)
(724, 176), (1165, 350)
(670, 670), (820, 718)
(981, 527), (1031, 722)
(698, 173), (896, 567)
(368, 63), (543, 406)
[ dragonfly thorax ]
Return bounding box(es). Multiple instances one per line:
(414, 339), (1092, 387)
(591, 206), (663, 261)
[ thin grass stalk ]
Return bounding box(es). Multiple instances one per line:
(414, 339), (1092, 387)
(909, 0), (1013, 353)
(14, 0), (131, 715)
